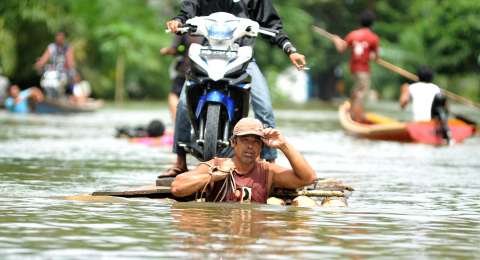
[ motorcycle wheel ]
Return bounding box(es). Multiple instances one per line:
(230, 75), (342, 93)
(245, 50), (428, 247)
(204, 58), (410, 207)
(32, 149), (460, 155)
(203, 103), (221, 161)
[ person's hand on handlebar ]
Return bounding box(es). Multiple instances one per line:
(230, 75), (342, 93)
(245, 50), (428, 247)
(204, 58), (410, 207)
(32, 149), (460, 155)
(166, 19), (182, 33)
(289, 53), (307, 70)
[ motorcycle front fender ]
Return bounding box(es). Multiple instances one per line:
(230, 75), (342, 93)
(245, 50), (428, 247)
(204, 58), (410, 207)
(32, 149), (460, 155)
(195, 90), (235, 121)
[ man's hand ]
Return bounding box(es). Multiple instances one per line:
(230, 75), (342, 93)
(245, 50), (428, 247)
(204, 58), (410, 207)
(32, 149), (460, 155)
(166, 20), (182, 33)
(210, 159), (235, 182)
(289, 53), (306, 70)
(34, 62), (43, 73)
(160, 47), (176, 56)
(262, 128), (286, 149)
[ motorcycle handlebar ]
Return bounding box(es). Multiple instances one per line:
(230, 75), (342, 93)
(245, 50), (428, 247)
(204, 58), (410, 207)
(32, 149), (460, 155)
(258, 27), (278, 37)
(165, 24), (197, 34)
(166, 23), (277, 38)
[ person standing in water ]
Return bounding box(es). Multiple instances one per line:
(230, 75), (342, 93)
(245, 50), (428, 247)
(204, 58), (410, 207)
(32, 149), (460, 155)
(333, 10), (379, 122)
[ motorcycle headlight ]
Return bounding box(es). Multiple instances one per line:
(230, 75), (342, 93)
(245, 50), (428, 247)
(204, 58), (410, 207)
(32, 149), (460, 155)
(206, 20), (238, 40)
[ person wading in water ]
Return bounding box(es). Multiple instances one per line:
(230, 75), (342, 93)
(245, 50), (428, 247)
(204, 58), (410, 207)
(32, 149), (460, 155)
(171, 118), (316, 203)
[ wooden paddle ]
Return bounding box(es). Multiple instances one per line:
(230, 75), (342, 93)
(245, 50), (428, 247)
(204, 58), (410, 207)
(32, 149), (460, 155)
(312, 25), (480, 110)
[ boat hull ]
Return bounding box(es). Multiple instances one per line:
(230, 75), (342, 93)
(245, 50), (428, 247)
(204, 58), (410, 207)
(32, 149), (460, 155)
(338, 101), (475, 145)
(34, 99), (103, 114)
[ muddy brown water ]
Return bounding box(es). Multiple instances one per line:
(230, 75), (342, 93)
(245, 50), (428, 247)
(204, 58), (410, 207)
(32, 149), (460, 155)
(1, 102), (479, 259)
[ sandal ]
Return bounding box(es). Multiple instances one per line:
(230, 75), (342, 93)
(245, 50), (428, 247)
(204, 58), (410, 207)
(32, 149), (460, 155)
(157, 167), (187, 178)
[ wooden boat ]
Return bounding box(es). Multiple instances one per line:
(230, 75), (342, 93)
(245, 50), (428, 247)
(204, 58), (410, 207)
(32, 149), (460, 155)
(339, 101), (477, 144)
(91, 178), (354, 206)
(34, 98), (103, 114)
(339, 101), (476, 145)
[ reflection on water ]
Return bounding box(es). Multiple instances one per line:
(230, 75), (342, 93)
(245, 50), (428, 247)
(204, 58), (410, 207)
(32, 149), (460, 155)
(0, 103), (479, 258)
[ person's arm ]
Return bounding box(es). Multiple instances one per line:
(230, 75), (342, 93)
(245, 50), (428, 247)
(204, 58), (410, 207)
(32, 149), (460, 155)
(30, 87), (44, 103)
(4, 97), (14, 111)
(167, 0), (199, 33)
(35, 47), (51, 71)
(171, 163), (228, 197)
(333, 35), (348, 53)
(262, 128), (316, 189)
(251, 0), (306, 70)
(160, 35), (183, 56)
(399, 83), (410, 109)
(173, 0), (198, 23)
(65, 46), (75, 70)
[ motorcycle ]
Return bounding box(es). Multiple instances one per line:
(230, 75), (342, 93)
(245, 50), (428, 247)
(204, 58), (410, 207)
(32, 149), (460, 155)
(172, 12), (277, 161)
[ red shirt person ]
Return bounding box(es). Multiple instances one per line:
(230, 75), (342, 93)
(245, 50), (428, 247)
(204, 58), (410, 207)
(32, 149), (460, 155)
(334, 10), (379, 122)
(345, 27), (379, 73)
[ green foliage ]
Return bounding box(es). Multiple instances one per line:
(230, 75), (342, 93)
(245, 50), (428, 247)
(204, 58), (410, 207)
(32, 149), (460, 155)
(0, 0), (479, 101)
(0, 18), (16, 75)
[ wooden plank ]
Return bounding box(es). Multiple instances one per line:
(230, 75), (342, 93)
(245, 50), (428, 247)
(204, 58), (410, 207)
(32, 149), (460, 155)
(92, 185), (350, 200)
(92, 186), (172, 198)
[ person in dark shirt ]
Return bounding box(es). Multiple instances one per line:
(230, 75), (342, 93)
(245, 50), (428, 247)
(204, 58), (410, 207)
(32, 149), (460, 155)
(162, 0), (307, 177)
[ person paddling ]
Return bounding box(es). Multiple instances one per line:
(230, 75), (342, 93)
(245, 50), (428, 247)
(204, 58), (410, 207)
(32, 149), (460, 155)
(332, 10), (379, 122)
(171, 118), (316, 203)
(399, 66), (451, 144)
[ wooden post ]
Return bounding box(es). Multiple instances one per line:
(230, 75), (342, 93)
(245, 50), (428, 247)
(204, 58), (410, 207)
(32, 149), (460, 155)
(115, 54), (125, 104)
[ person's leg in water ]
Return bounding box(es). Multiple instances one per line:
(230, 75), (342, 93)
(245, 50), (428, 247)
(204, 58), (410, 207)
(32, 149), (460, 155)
(247, 61), (277, 162)
(168, 76), (185, 123)
(168, 94), (179, 122)
(350, 72), (370, 122)
(431, 93), (451, 144)
(160, 82), (190, 177)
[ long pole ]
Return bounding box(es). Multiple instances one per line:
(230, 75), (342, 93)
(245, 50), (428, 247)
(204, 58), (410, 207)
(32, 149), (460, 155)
(312, 25), (480, 110)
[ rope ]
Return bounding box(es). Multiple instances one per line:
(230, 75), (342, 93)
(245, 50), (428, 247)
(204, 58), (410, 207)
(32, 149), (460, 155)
(196, 161), (237, 202)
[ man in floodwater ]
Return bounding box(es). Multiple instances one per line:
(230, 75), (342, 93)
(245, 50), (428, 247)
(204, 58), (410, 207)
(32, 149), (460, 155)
(399, 66), (451, 143)
(171, 118), (316, 203)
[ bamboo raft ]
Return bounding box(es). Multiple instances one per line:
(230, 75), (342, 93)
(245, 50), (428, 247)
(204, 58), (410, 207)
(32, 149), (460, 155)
(91, 178), (354, 204)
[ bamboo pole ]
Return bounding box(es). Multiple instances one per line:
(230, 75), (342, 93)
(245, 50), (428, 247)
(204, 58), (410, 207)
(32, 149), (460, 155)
(272, 189), (347, 198)
(312, 25), (480, 110)
(375, 58), (418, 81)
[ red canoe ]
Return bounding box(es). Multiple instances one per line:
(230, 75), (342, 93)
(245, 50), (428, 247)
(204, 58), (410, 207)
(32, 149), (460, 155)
(339, 101), (476, 145)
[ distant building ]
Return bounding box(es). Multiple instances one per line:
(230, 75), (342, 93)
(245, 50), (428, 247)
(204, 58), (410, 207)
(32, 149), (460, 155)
(275, 66), (310, 103)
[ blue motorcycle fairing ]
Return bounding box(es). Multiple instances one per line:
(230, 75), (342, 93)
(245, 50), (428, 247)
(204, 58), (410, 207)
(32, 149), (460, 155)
(195, 90), (235, 121)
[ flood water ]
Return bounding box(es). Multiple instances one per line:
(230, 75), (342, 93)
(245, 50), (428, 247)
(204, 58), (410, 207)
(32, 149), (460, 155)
(1, 102), (479, 259)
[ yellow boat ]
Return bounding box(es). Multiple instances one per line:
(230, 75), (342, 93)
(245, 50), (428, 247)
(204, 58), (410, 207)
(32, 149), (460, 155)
(338, 101), (476, 144)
